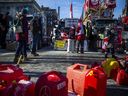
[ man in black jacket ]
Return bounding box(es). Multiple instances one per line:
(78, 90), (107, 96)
(31, 16), (40, 56)
(105, 28), (116, 58)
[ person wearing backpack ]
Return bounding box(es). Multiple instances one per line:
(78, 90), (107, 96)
(30, 16), (40, 56)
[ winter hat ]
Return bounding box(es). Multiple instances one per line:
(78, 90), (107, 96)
(21, 8), (28, 15)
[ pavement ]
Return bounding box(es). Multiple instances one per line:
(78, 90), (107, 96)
(0, 47), (128, 96)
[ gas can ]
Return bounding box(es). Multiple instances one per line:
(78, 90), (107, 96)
(110, 68), (119, 81)
(67, 64), (89, 96)
(84, 67), (107, 96)
(15, 80), (35, 96)
(0, 65), (24, 85)
(116, 69), (128, 86)
(2, 80), (35, 96)
(102, 58), (119, 78)
(67, 64), (107, 96)
(35, 71), (68, 96)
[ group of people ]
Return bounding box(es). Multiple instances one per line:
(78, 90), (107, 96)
(66, 19), (104, 54)
(67, 19), (86, 54)
(0, 9), (121, 63)
(13, 9), (41, 63)
(66, 20), (118, 58)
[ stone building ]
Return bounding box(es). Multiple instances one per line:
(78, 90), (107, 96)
(41, 6), (58, 36)
(0, 0), (41, 18)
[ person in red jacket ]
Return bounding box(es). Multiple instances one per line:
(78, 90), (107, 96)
(76, 20), (85, 53)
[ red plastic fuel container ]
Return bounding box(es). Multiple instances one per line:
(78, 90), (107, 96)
(116, 69), (128, 86)
(35, 71), (68, 96)
(84, 66), (107, 96)
(2, 80), (35, 96)
(67, 64), (107, 96)
(0, 64), (25, 84)
(67, 63), (89, 96)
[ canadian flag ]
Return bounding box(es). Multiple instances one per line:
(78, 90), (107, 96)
(84, 2), (88, 12)
(105, 0), (116, 8)
(70, 3), (73, 18)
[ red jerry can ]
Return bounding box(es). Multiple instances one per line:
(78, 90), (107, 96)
(91, 62), (100, 68)
(1, 80), (18, 96)
(0, 84), (6, 96)
(67, 63), (90, 96)
(110, 68), (119, 81)
(116, 69), (128, 86)
(84, 67), (107, 96)
(35, 71), (68, 96)
(2, 80), (35, 96)
(0, 64), (24, 85)
(67, 64), (107, 96)
(15, 80), (35, 96)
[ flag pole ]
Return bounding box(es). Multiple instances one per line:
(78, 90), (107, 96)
(70, 0), (73, 19)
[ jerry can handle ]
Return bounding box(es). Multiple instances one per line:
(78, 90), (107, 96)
(72, 63), (89, 71)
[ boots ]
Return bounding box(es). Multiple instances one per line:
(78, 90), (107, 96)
(22, 55), (28, 61)
(14, 55), (28, 64)
(80, 48), (84, 54)
(105, 52), (108, 58)
(76, 48), (79, 53)
(13, 55), (19, 63)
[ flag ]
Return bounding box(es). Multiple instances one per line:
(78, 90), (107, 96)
(105, 0), (116, 9)
(84, 2), (88, 12)
(84, 0), (100, 12)
(84, 0), (89, 12)
(84, 0), (91, 13)
(70, 2), (73, 18)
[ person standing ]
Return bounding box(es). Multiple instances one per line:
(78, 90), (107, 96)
(30, 16), (40, 56)
(14, 9), (29, 63)
(105, 28), (116, 58)
(0, 12), (10, 49)
(76, 20), (85, 53)
(90, 26), (98, 51)
(67, 25), (76, 53)
(0, 13), (3, 48)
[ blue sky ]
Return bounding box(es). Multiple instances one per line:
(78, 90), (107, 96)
(114, 0), (125, 18)
(36, 0), (125, 19)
